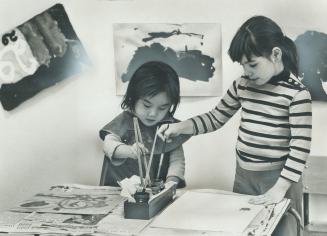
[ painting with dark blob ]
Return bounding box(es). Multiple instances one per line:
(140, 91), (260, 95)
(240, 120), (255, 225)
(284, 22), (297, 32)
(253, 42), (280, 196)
(0, 4), (90, 111)
(294, 30), (327, 101)
(113, 23), (222, 96)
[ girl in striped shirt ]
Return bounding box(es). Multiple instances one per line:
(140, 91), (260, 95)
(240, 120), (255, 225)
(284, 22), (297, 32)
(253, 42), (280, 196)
(158, 16), (312, 236)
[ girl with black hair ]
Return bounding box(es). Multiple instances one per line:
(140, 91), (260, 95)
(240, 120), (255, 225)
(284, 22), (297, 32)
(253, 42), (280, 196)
(158, 16), (312, 235)
(99, 61), (187, 188)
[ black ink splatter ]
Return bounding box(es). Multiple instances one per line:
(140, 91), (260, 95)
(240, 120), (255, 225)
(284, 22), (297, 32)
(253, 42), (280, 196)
(142, 29), (203, 42)
(121, 42), (215, 83)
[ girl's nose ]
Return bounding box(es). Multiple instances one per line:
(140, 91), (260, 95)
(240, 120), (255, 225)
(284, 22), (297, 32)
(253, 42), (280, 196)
(243, 68), (252, 78)
(243, 67), (250, 76)
(148, 108), (157, 117)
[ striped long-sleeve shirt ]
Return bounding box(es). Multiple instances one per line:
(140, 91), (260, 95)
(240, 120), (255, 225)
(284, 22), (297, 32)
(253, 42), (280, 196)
(190, 71), (312, 182)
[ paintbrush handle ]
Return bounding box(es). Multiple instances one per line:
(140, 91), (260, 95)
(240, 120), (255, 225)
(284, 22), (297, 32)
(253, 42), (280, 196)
(135, 120), (148, 171)
(156, 138), (166, 180)
(133, 117), (145, 189)
(145, 126), (159, 185)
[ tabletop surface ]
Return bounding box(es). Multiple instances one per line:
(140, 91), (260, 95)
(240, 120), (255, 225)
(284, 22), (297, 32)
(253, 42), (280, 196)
(0, 184), (290, 236)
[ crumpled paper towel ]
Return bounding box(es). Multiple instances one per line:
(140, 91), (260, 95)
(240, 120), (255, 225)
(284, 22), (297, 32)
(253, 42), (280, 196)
(118, 175), (141, 202)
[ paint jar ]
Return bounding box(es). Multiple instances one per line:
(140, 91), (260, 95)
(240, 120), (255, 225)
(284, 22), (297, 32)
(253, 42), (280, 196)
(134, 191), (150, 203)
(150, 179), (164, 195)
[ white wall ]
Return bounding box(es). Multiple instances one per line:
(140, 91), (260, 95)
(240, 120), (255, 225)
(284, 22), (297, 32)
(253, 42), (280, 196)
(0, 0), (326, 215)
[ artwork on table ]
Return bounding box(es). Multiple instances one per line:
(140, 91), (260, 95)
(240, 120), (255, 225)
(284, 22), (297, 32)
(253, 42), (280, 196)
(0, 4), (90, 111)
(294, 30), (327, 101)
(11, 184), (123, 215)
(113, 23), (222, 96)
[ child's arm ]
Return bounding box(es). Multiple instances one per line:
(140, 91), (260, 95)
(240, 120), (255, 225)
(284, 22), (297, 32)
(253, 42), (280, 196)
(165, 146), (186, 187)
(103, 134), (148, 164)
(158, 78), (242, 140)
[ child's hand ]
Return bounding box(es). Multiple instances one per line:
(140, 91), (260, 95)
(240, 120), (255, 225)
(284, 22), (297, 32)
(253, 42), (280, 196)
(158, 121), (193, 141)
(248, 177), (292, 205)
(157, 124), (172, 142)
(248, 190), (285, 205)
(130, 143), (149, 159)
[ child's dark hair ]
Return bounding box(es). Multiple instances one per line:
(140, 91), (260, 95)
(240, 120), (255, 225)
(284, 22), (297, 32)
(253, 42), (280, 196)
(121, 61), (180, 115)
(228, 15), (299, 77)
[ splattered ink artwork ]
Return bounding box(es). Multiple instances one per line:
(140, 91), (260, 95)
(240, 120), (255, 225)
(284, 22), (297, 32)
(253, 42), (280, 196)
(10, 185), (123, 215)
(295, 30), (327, 101)
(0, 4), (90, 111)
(113, 23), (222, 96)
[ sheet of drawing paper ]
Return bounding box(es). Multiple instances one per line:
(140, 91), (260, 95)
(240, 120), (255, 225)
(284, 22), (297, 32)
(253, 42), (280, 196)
(151, 191), (264, 233)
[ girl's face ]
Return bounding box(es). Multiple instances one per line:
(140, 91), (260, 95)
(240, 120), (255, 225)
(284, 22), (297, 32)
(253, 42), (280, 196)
(240, 55), (277, 86)
(134, 92), (172, 127)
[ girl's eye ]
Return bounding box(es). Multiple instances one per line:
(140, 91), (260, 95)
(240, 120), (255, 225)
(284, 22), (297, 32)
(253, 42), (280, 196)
(159, 106), (169, 111)
(143, 102), (151, 108)
(249, 64), (257, 68)
(143, 103), (151, 108)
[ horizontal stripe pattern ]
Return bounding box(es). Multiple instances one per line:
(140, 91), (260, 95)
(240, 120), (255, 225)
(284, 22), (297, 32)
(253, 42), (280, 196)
(189, 76), (312, 182)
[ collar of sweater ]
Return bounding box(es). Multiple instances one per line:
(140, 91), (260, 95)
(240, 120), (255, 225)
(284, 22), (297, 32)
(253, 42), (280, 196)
(269, 70), (291, 83)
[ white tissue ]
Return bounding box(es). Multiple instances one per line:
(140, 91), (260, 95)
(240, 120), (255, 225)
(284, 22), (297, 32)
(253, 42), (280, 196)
(118, 175), (141, 202)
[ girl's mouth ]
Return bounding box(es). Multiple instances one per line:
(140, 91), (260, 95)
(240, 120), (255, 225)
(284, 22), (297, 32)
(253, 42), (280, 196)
(242, 75), (257, 81)
(241, 75), (250, 80)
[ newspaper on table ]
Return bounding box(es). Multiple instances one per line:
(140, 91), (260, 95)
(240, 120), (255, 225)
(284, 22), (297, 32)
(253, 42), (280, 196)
(0, 184), (152, 236)
(96, 201), (151, 235)
(10, 184), (123, 215)
(0, 211), (97, 234)
(0, 211), (30, 232)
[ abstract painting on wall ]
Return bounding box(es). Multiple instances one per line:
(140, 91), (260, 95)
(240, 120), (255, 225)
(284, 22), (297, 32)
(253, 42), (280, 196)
(294, 30), (327, 101)
(0, 4), (90, 111)
(113, 23), (222, 96)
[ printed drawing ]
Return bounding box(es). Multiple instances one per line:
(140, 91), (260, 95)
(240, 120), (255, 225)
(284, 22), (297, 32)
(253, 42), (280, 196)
(294, 30), (327, 101)
(11, 185), (123, 215)
(113, 23), (222, 96)
(0, 4), (90, 111)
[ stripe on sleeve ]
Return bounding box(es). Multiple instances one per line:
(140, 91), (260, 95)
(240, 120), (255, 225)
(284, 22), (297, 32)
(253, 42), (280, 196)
(209, 111), (225, 126)
(190, 118), (199, 135)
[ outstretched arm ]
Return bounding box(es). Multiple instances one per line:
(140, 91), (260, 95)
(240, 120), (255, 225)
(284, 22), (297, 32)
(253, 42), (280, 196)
(158, 78), (242, 140)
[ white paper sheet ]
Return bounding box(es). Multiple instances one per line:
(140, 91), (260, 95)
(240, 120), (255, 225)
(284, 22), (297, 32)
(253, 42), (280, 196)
(151, 191), (264, 233)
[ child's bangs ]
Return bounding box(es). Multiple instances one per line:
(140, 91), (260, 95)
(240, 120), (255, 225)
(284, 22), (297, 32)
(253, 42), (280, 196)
(141, 79), (164, 98)
(229, 31), (262, 63)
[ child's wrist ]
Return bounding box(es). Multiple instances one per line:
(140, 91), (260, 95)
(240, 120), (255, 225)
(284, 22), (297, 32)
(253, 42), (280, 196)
(181, 120), (195, 135)
(274, 177), (292, 194)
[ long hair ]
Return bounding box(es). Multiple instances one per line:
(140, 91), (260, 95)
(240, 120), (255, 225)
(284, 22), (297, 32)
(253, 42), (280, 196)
(228, 16), (299, 77)
(121, 61), (180, 115)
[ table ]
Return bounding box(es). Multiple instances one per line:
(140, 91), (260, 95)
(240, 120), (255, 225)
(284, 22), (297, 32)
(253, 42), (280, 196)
(0, 184), (290, 236)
